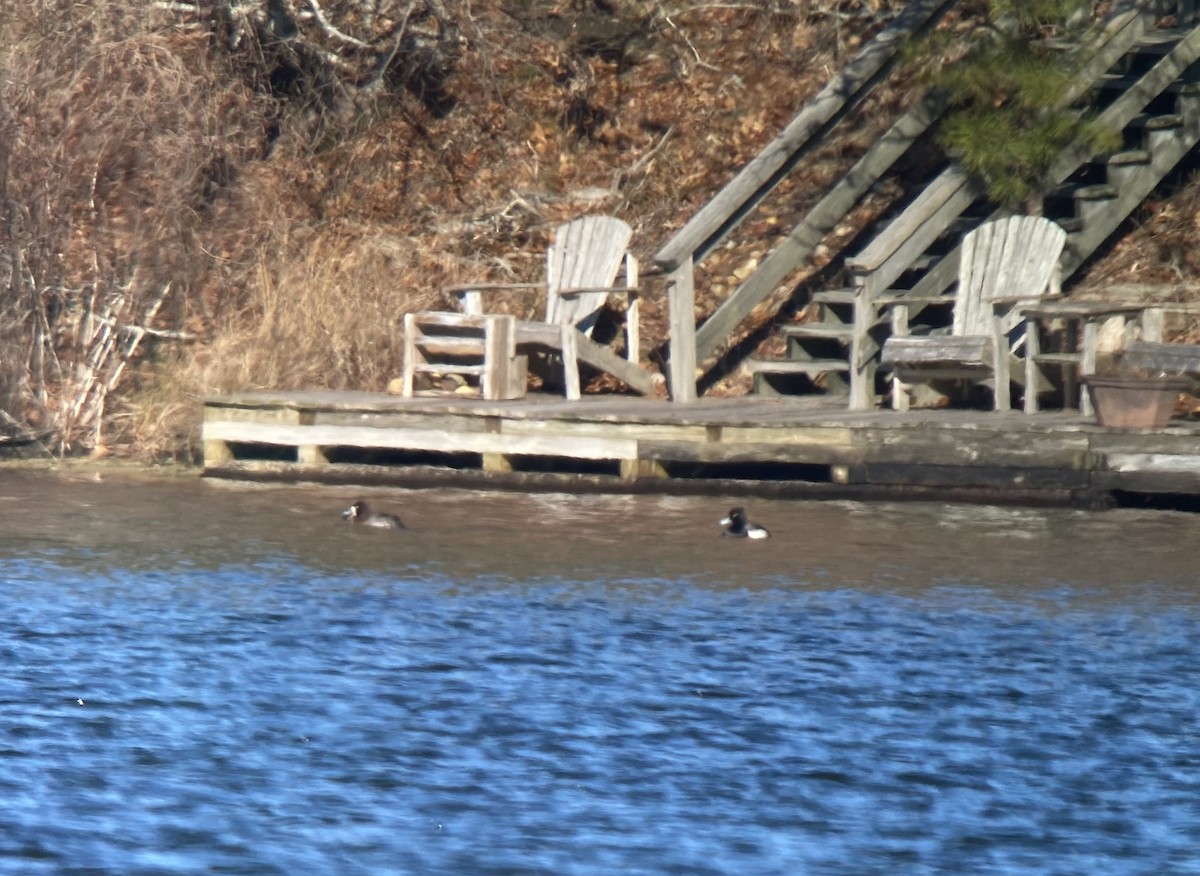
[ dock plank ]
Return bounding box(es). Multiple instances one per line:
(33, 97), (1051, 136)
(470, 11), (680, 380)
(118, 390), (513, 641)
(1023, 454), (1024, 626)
(202, 420), (639, 461)
(1106, 452), (1200, 474)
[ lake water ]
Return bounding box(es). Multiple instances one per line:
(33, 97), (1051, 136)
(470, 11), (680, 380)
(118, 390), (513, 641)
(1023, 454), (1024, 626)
(2, 468), (1200, 874)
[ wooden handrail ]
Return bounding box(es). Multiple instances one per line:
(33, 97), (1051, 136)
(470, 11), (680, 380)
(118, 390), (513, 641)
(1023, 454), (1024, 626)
(653, 0), (957, 274)
(848, 2), (1162, 287)
(658, 0), (958, 402)
(691, 89), (950, 366)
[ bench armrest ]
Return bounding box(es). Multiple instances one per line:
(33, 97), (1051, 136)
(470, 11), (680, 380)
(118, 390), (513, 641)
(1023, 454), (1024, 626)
(442, 282), (547, 316)
(872, 293), (954, 308)
(443, 282), (546, 294)
(553, 285), (641, 299)
(991, 294), (1064, 306)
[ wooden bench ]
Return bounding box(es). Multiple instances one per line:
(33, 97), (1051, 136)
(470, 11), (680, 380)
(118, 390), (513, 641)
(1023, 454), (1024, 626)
(402, 311), (528, 400)
(880, 333), (995, 379)
(1117, 340), (1200, 384)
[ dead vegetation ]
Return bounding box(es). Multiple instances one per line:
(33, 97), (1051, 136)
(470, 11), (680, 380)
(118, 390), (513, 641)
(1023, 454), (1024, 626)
(1, 0), (1198, 461)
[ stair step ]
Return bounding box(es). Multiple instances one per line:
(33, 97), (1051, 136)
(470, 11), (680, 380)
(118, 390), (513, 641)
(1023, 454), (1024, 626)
(811, 288), (856, 305)
(1177, 83), (1200, 119)
(1031, 352), (1082, 367)
(1095, 73), (1189, 93)
(1071, 183), (1118, 202)
(1138, 113), (1185, 132)
(901, 253), (940, 274)
(1132, 28), (1189, 53)
(745, 358), (850, 376)
(411, 362), (488, 376)
(780, 323), (853, 342)
(1107, 149), (1155, 188)
(1108, 149), (1151, 167)
(1141, 115), (1189, 153)
(412, 337), (489, 357)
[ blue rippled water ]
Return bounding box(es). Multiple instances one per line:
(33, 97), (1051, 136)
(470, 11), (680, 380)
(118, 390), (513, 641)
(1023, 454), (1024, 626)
(2, 474), (1200, 874)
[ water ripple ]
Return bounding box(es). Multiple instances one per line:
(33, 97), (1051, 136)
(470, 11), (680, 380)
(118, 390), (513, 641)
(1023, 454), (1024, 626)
(1, 496), (1199, 873)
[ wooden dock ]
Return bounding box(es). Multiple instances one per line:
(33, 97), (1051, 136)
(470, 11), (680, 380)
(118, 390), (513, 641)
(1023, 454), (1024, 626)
(202, 390), (1200, 509)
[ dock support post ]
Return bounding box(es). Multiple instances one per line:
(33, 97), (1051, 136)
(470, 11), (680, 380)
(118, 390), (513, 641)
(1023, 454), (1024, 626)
(299, 445), (328, 465)
(482, 453), (514, 473)
(621, 458), (668, 480)
(1141, 306), (1164, 343)
(204, 438), (234, 465)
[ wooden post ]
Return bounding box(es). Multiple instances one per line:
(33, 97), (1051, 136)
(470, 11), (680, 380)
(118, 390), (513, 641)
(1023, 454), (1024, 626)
(625, 253), (640, 363)
(1063, 320), (1080, 416)
(849, 277), (877, 410)
(483, 314), (526, 401)
(889, 303), (910, 412)
(990, 311), (1010, 412)
(667, 264), (697, 403)
(401, 313), (419, 397)
(1080, 320), (1099, 417)
(560, 325), (581, 401)
(1024, 318), (1041, 415)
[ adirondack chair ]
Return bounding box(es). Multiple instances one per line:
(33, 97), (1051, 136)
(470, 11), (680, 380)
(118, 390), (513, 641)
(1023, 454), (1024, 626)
(402, 215), (650, 401)
(878, 215), (1068, 411)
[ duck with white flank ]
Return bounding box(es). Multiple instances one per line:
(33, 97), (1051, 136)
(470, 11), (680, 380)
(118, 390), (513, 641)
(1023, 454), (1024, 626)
(341, 499), (405, 530)
(720, 507), (769, 539)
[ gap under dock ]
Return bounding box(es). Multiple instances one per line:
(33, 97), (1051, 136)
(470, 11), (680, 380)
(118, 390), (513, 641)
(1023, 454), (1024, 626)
(202, 390), (1200, 510)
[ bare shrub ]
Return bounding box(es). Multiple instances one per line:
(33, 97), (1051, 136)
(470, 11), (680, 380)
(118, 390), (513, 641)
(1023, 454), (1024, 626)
(0, 0), (268, 452)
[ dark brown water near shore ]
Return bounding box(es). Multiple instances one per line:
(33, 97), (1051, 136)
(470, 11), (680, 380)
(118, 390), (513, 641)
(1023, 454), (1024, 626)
(2, 466), (1195, 593)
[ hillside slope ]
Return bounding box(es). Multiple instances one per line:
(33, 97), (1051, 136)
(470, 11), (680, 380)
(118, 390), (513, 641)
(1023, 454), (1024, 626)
(2, 0), (1198, 460)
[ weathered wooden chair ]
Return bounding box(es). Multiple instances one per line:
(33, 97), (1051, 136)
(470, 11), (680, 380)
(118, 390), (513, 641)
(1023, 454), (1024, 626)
(878, 215), (1068, 411)
(402, 215), (653, 401)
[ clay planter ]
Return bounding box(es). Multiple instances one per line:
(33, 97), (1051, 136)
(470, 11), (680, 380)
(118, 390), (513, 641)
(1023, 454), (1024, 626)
(1082, 375), (1192, 430)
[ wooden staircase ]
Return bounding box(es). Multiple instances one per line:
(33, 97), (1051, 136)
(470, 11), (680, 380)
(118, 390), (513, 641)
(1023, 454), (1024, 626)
(748, 290), (857, 397)
(747, 4), (1200, 407)
(653, 0), (960, 402)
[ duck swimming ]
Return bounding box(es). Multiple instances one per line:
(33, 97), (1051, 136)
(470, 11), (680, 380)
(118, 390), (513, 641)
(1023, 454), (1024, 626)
(720, 507), (769, 539)
(341, 499), (405, 530)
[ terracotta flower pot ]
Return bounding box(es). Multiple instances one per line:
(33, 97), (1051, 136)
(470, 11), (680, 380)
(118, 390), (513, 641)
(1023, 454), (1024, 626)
(1082, 375), (1193, 430)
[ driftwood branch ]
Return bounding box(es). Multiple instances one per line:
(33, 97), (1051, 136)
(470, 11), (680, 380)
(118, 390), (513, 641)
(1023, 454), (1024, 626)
(304, 0), (375, 49)
(61, 282), (175, 451)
